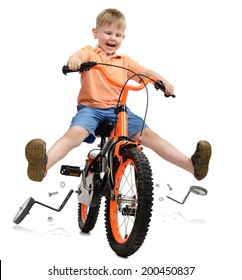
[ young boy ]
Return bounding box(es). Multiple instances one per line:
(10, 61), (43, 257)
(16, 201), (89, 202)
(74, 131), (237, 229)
(25, 8), (211, 182)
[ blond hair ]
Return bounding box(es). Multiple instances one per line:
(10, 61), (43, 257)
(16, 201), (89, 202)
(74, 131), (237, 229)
(96, 8), (126, 31)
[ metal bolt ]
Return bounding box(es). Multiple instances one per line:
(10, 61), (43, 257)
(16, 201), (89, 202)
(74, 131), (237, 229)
(155, 183), (160, 188)
(167, 183), (173, 191)
(47, 216), (53, 222)
(48, 191), (58, 197)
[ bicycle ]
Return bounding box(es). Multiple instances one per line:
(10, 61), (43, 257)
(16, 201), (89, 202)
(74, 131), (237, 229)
(13, 61), (174, 257)
(61, 61), (174, 257)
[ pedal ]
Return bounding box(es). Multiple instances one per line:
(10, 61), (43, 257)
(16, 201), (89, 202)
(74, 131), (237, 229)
(60, 165), (81, 177)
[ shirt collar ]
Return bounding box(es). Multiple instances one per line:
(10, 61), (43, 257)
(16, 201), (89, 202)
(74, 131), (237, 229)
(94, 45), (123, 58)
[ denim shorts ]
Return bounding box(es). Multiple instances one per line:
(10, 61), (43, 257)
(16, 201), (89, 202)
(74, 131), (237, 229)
(70, 104), (148, 143)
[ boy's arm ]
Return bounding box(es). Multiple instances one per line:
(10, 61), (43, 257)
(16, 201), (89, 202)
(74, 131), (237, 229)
(145, 68), (174, 95)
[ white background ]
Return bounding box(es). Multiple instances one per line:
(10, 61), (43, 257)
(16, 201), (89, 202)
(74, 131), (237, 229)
(1, 0), (242, 279)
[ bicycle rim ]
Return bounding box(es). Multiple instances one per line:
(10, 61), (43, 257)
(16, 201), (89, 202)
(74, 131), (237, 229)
(110, 158), (137, 243)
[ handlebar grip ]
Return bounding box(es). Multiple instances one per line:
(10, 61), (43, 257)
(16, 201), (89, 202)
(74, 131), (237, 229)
(164, 93), (176, 98)
(62, 65), (75, 75)
(62, 61), (98, 75)
(154, 80), (175, 98)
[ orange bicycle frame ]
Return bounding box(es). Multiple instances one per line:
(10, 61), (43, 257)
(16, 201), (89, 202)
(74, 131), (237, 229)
(90, 64), (157, 156)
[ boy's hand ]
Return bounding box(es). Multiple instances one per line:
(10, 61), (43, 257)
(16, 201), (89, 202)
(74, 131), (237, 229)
(162, 80), (174, 96)
(145, 69), (174, 96)
(67, 57), (82, 71)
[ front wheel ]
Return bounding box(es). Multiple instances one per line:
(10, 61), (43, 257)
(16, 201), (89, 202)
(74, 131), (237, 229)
(105, 147), (153, 257)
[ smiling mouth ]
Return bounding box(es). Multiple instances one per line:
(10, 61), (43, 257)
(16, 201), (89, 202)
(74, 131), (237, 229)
(106, 43), (116, 48)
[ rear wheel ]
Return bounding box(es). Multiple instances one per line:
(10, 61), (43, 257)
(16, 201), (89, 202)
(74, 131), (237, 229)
(78, 161), (101, 233)
(105, 147), (153, 257)
(78, 200), (101, 233)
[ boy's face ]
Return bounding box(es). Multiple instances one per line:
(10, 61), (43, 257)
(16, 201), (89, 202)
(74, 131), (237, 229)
(92, 23), (125, 56)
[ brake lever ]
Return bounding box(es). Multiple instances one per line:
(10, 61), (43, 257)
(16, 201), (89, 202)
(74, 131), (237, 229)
(154, 80), (166, 92)
(79, 61), (97, 72)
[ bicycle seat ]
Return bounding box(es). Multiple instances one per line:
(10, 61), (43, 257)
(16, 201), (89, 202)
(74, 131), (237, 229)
(95, 120), (114, 138)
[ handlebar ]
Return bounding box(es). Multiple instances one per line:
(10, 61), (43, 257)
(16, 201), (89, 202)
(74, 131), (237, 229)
(62, 62), (175, 98)
(62, 62), (98, 74)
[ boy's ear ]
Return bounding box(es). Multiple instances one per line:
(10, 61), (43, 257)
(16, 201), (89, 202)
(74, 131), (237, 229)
(92, 28), (97, 39)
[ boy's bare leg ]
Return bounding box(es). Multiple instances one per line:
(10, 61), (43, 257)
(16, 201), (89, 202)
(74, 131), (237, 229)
(46, 126), (89, 169)
(131, 128), (211, 180)
(131, 128), (193, 173)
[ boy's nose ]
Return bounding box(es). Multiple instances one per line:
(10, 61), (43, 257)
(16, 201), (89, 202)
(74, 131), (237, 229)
(109, 34), (116, 40)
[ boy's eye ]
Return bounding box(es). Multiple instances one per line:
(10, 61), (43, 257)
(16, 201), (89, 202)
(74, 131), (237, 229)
(105, 32), (123, 37)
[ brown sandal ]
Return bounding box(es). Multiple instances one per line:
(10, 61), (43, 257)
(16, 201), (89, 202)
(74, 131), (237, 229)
(191, 140), (212, 181)
(25, 139), (47, 182)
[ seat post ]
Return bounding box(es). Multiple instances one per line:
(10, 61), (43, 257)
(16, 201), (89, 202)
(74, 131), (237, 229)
(95, 120), (114, 149)
(100, 136), (106, 149)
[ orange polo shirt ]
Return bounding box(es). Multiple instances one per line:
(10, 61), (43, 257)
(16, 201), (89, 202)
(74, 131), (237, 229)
(76, 45), (147, 109)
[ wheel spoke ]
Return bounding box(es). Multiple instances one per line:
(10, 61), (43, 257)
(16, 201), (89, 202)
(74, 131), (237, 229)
(120, 164), (137, 197)
(114, 162), (138, 239)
